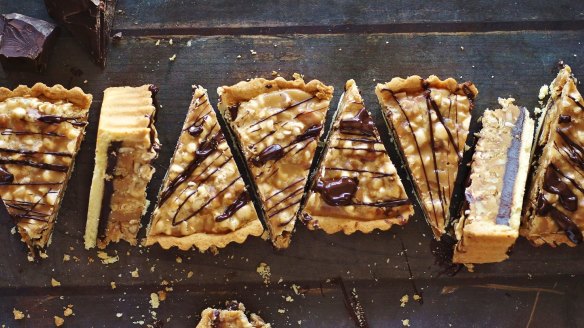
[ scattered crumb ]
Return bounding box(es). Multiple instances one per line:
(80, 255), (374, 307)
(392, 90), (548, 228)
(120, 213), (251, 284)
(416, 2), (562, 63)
(176, 256), (183, 263)
(277, 309), (286, 314)
(63, 254), (71, 262)
(54, 316), (64, 327)
(460, 46), (464, 50)
(150, 293), (160, 309)
(292, 72), (304, 80)
(187, 40), (192, 47)
(256, 262), (271, 285)
(402, 319), (410, 327)
(250, 49), (257, 55)
(285, 296), (294, 302)
(51, 278), (61, 287)
(534, 107), (542, 115)
(538, 84), (549, 100)
(169, 39), (173, 45)
(271, 70), (279, 77)
(63, 306), (74, 317)
(112, 32), (123, 41)
(400, 294), (409, 307)
(116, 313), (123, 318)
(155, 40), (160, 46)
(10, 226), (16, 235)
(131, 268), (140, 278)
(111, 281), (117, 289)
(187, 271), (194, 278)
(13, 308), (25, 320)
(97, 251), (119, 264)
(39, 251), (49, 259)
(169, 54), (177, 61)
(413, 294), (422, 301)
(291, 284), (301, 295)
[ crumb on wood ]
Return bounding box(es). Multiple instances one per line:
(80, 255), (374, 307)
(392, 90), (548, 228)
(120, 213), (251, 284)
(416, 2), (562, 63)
(63, 305), (74, 317)
(63, 254), (70, 262)
(155, 40), (160, 46)
(292, 72), (304, 80)
(175, 256), (182, 263)
(116, 313), (123, 318)
(97, 251), (119, 264)
(250, 49), (257, 55)
(187, 271), (194, 278)
(538, 84), (549, 100)
(402, 319), (410, 327)
(150, 293), (160, 309)
(13, 308), (25, 320)
(54, 316), (65, 327)
(400, 294), (409, 307)
(256, 262), (271, 285)
(169, 54), (177, 61)
(157, 290), (167, 302)
(131, 268), (140, 278)
(111, 281), (117, 289)
(51, 278), (61, 287)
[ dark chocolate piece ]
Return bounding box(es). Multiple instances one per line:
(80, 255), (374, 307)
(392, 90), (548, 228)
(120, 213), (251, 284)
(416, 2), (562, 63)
(314, 177), (359, 206)
(252, 144), (284, 166)
(44, 0), (117, 67)
(215, 190), (251, 222)
(0, 13), (59, 72)
(339, 108), (375, 137)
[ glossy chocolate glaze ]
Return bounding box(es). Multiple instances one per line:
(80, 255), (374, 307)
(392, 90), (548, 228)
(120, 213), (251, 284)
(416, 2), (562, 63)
(37, 115), (86, 127)
(251, 144), (284, 167)
(339, 108), (375, 137)
(215, 190), (251, 222)
(314, 177), (359, 206)
(0, 158), (68, 172)
(98, 141), (122, 239)
(536, 193), (583, 244)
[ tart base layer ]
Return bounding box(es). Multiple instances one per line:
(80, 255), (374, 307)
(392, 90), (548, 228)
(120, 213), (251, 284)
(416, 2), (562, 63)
(144, 86), (263, 251)
(453, 98), (534, 264)
(218, 76), (333, 248)
(0, 83), (92, 256)
(522, 64), (584, 247)
(302, 79), (413, 234)
(85, 85), (160, 249)
(376, 75), (478, 239)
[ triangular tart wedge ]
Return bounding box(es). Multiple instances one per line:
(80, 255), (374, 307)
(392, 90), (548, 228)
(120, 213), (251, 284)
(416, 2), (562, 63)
(453, 99), (534, 264)
(144, 86), (263, 251)
(0, 83), (92, 257)
(523, 64), (584, 247)
(302, 80), (414, 234)
(375, 75), (478, 239)
(218, 76), (334, 248)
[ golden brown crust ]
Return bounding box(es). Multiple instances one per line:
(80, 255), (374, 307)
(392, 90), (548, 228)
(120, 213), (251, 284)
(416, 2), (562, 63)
(0, 83), (92, 109)
(376, 75), (478, 239)
(196, 301), (270, 328)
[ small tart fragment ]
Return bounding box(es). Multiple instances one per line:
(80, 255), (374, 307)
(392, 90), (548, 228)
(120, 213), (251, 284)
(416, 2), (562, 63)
(144, 86), (263, 251)
(84, 85), (160, 249)
(375, 75), (478, 239)
(302, 79), (413, 234)
(454, 98), (534, 264)
(522, 64), (584, 247)
(218, 76), (333, 248)
(196, 301), (270, 328)
(0, 83), (92, 256)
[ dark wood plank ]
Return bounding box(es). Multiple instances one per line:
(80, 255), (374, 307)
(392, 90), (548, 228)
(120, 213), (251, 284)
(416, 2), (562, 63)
(1, 19), (584, 328)
(5, 0), (584, 35)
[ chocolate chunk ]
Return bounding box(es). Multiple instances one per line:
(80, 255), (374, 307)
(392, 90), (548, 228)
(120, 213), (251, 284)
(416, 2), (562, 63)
(0, 13), (59, 72)
(314, 177), (359, 206)
(44, 0), (117, 67)
(252, 144), (284, 166)
(339, 108), (375, 137)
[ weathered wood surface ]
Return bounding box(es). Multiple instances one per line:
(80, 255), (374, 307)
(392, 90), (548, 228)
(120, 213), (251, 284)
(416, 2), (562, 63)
(1, 0), (584, 327)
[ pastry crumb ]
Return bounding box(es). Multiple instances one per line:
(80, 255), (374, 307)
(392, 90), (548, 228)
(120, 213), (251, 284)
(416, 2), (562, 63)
(150, 292), (160, 309)
(54, 316), (64, 327)
(250, 49), (257, 55)
(155, 40), (160, 46)
(256, 262), (271, 285)
(236, 55), (242, 59)
(271, 71), (279, 77)
(291, 284), (300, 295)
(400, 294), (409, 307)
(116, 313), (123, 318)
(111, 281), (117, 289)
(277, 309), (285, 314)
(63, 305), (74, 317)
(292, 72), (304, 80)
(169, 39), (173, 45)
(413, 294), (422, 301)
(51, 278), (61, 287)
(169, 54), (177, 61)
(13, 308), (25, 320)
(131, 268), (140, 278)
(63, 254), (71, 262)
(538, 84), (549, 100)
(187, 271), (194, 278)
(97, 251), (119, 264)
(402, 319), (410, 327)
(285, 296), (294, 302)
(187, 40), (192, 47)
(175, 256), (182, 263)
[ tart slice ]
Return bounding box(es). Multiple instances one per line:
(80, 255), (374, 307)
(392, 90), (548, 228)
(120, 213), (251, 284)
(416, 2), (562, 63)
(84, 85), (160, 249)
(375, 75), (478, 239)
(453, 99), (534, 264)
(218, 76), (334, 248)
(523, 64), (584, 246)
(302, 80), (414, 234)
(196, 301), (271, 328)
(144, 86), (263, 251)
(0, 83), (92, 257)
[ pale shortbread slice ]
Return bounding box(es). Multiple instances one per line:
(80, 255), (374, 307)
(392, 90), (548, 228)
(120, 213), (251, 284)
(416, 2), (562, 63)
(302, 79), (413, 234)
(85, 85), (160, 249)
(218, 76), (333, 248)
(0, 83), (92, 257)
(144, 86), (263, 251)
(376, 76), (478, 239)
(454, 99), (534, 264)
(522, 65), (584, 246)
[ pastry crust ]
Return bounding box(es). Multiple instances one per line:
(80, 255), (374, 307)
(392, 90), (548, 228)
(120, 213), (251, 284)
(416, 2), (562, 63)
(144, 86), (263, 251)
(376, 75), (478, 239)
(302, 80), (413, 234)
(522, 65), (584, 247)
(196, 301), (270, 328)
(453, 99), (534, 264)
(218, 75), (333, 248)
(0, 83), (92, 256)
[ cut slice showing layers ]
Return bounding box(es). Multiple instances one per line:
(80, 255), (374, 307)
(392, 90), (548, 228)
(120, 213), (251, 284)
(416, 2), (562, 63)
(196, 301), (271, 328)
(375, 75), (478, 239)
(85, 85), (160, 249)
(523, 64), (584, 247)
(302, 79), (414, 234)
(144, 86), (263, 251)
(453, 98), (534, 264)
(218, 76), (334, 248)
(0, 83), (92, 257)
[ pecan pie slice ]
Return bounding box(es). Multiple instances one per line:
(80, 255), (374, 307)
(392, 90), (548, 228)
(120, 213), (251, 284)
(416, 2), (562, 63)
(218, 76), (334, 248)
(302, 80), (413, 234)
(84, 85), (160, 249)
(144, 86), (263, 251)
(453, 98), (534, 264)
(376, 75), (478, 239)
(523, 64), (584, 247)
(196, 301), (270, 328)
(0, 83), (92, 257)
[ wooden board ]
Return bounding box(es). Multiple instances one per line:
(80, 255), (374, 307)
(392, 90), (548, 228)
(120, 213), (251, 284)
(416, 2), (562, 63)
(1, 1), (584, 327)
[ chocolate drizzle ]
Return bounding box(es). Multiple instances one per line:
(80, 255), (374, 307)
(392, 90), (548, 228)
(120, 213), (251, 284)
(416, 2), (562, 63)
(543, 166), (578, 212)
(559, 115), (572, 124)
(314, 177), (359, 206)
(495, 108), (526, 225)
(339, 108), (375, 137)
(98, 141), (122, 239)
(293, 124), (322, 143)
(0, 158), (68, 172)
(228, 104), (239, 120)
(0, 166), (14, 184)
(159, 132), (225, 206)
(0, 147), (72, 157)
(252, 144), (284, 167)
(536, 193), (583, 244)
(37, 115), (86, 127)
(215, 190), (251, 222)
